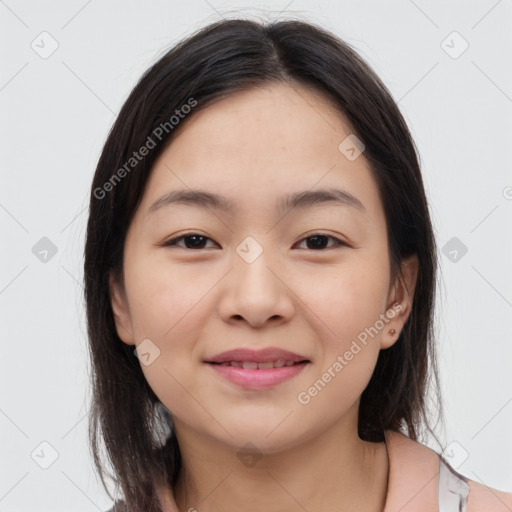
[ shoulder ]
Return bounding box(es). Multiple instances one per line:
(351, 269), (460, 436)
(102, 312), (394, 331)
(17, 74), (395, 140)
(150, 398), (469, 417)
(383, 429), (512, 512)
(439, 457), (512, 512)
(466, 478), (512, 511)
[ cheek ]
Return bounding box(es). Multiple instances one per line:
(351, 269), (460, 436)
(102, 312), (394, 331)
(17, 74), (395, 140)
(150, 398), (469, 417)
(125, 252), (212, 341)
(124, 255), (217, 403)
(290, 252), (390, 397)
(292, 265), (388, 420)
(296, 255), (390, 342)
(127, 261), (210, 416)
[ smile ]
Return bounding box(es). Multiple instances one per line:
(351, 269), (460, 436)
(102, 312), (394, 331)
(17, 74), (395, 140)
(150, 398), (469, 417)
(211, 359), (306, 369)
(206, 360), (310, 389)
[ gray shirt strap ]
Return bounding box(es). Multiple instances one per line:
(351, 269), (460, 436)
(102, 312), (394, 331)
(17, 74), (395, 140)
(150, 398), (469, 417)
(438, 458), (470, 512)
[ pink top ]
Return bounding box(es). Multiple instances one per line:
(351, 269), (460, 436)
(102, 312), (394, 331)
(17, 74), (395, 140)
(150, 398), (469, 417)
(107, 429), (512, 511)
(382, 429), (512, 511)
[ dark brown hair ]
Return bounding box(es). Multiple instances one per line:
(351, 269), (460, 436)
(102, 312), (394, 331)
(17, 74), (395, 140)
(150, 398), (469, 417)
(84, 17), (443, 511)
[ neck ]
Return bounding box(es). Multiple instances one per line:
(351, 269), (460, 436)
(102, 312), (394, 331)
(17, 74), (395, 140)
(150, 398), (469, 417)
(167, 405), (389, 512)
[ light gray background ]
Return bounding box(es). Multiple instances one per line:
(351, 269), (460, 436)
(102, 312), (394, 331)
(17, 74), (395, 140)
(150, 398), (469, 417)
(1, 1), (511, 510)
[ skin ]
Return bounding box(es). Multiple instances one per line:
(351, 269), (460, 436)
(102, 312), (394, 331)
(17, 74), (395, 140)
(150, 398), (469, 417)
(110, 81), (418, 512)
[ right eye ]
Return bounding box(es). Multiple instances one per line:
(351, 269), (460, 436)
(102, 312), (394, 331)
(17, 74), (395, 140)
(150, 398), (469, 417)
(161, 233), (220, 250)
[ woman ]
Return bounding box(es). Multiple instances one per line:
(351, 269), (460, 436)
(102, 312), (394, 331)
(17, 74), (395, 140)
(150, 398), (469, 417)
(84, 18), (512, 512)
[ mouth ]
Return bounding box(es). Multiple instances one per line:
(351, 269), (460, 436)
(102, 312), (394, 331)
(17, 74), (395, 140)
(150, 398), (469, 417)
(208, 359), (310, 369)
(205, 346), (309, 365)
(204, 347), (310, 389)
(205, 358), (310, 390)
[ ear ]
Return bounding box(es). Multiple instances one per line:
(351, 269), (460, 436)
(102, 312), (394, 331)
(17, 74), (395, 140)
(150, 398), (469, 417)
(381, 254), (419, 350)
(109, 270), (136, 346)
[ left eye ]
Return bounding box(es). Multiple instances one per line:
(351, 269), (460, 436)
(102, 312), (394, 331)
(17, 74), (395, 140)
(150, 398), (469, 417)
(161, 233), (346, 250)
(294, 234), (346, 250)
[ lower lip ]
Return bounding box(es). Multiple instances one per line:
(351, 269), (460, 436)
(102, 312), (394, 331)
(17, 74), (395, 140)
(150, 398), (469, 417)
(206, 362), (309, 390)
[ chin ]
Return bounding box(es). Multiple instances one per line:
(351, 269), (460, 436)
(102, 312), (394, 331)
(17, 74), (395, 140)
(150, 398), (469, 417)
(216, 423), (308, 456)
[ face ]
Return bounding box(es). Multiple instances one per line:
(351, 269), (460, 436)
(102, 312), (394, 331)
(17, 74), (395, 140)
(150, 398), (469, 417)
(110, 82), (418, 454)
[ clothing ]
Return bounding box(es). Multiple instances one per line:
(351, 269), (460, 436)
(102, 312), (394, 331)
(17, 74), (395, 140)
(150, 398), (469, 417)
(105, 429), (512, 511)
(382, 430), (512, 511)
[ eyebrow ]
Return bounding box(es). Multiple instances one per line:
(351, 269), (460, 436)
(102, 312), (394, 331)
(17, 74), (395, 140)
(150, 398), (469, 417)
(146, 187), (365, 218)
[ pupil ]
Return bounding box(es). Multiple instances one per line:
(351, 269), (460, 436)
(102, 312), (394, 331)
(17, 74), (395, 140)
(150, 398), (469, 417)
(307, 235), (327, 249)
(186, 235), (206, 248)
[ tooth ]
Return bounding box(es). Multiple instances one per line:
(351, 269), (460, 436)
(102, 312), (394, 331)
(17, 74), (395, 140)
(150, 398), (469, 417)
(242, 361), (258, 369)
(220, 362), (230, 366)
(274, 359), (286, 368)
(285, 361), (294, 366)
(258, 361), (274, 369)
(231, 361), (243, 367)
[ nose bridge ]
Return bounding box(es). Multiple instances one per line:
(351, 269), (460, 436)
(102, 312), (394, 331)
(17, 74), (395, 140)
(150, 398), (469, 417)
(233, 234), (278, 288)
(217, 234), (294, 327)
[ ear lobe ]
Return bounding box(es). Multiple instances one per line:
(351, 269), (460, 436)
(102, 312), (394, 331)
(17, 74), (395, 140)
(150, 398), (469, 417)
(109, 270), (136, 346)
(381, 254), (419, 350)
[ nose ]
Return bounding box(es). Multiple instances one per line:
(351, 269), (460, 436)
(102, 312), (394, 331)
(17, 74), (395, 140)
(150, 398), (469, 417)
(217, 241), (295, 329)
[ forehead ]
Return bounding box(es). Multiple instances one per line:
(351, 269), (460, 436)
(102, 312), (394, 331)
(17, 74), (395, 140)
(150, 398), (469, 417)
(163, 81), (352, 165)
(139, 82), (382, 220)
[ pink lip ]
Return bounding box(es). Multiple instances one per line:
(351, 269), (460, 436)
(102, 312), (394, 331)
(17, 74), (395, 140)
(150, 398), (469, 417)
(206, 347), (308, 364)
(207, 361), (309, 390)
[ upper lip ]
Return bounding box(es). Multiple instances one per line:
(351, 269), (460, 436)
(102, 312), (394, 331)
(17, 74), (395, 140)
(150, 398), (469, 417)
(205, 347), (309, 364)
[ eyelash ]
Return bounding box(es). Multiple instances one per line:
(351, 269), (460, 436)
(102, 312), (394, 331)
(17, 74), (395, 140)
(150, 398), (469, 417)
(161, 232), (348, 251)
